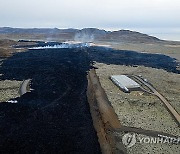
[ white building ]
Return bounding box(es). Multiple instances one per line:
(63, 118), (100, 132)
(110, 75), (140, 92)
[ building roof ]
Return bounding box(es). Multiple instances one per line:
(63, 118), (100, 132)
(110, 75), (140, 92)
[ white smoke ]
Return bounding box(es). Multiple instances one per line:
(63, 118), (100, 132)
(74, 33), (94, 42)
(30, 42), (91, 49)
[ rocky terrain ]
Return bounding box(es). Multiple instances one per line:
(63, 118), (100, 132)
(0, 46), (101, 153)
(0, 28), (180, 153)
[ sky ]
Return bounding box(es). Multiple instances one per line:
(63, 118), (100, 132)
(0, 0), (180, 40)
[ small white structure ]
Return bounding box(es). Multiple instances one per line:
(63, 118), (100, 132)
(110, 75), (140, 92)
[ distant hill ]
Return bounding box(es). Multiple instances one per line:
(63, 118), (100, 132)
(0, 27), (161, 43)
(0, 27), (79, 34)
(102, 30), (160, 43)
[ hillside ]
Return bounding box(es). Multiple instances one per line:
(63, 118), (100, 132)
(0, 27), (161, 43)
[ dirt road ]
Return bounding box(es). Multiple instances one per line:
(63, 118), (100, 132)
(132, 75), (180, 126)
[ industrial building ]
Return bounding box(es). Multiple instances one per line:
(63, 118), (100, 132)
(110, 75), (140, 92)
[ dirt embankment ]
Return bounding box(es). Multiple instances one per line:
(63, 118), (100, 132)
(87, 69), (126, 154)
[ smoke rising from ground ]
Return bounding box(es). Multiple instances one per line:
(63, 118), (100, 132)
(30, 42), (91, 49)
(74, 32), (94, 42)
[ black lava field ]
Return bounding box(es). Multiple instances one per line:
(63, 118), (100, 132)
(0, 45), (179, 153)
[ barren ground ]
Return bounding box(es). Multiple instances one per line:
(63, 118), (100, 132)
(95, 62), (180, 154)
